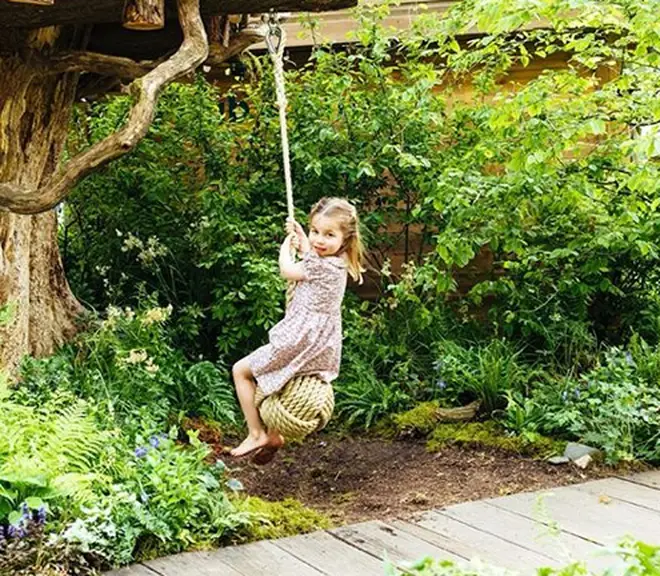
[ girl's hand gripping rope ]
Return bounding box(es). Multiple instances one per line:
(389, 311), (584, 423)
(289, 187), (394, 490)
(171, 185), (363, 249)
(286, 217), (306, 251)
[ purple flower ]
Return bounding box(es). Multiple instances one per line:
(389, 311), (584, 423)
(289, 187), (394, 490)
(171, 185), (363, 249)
(149, 436), (160, 448)
(624, 352), (635, 367)
(574, 388), (581, 399)
(36, 506), (47, 526)
(134, 446), (148, 458)
(7, 526), (17, 539)
(20, 502), (29, 518)
(436, 379), (447, 390)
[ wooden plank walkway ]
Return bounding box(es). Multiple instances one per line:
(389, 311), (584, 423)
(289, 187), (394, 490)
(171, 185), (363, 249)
(109, 470), (660, 576)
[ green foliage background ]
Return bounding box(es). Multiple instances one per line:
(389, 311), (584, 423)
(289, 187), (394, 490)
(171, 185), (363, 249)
(7, 0), (660, 571)
(61, 0), (660, 457)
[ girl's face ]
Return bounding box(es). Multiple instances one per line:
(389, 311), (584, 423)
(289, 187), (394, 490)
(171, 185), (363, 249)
(309, 214), (345, 257)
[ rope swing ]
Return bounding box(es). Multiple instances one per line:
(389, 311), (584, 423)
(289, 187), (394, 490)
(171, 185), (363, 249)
(254, 14), (335, 440)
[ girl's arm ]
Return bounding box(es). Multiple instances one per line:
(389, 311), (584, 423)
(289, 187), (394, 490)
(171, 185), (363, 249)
(279, 235), (306, 281)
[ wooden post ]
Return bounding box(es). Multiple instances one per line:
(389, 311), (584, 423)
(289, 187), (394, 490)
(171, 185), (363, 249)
(122, 0), (165, 31)
(208, 15), (223, 44)
(5, 0), (54, 5)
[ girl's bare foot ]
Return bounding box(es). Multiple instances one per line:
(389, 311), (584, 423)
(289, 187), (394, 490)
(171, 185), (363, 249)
(230, 433), (269, 457)
(252, 432), (285, 465)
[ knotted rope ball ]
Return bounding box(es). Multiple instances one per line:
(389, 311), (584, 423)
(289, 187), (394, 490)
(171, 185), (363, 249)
(255, 374), (334, 440)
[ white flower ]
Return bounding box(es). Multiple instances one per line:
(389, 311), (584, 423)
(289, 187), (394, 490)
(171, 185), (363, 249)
(122, 349), (148, 365)
(121, 232), (143, 253)
(141, 305), (173, 326)
(145, 358), (160, 374)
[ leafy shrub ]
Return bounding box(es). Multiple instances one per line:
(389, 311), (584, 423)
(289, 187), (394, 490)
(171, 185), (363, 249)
(62, 432), (248, 566)
(532, 345), (660, 464)
(0, 304), (251, 571)
(65, 78), (290, 361)
(335, 281), (470, 430)
(16, 304), (238, 429)
(0, 383), (111, 524)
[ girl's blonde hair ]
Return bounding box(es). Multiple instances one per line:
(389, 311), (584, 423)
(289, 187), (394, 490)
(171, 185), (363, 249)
(309, 197), (366, 283)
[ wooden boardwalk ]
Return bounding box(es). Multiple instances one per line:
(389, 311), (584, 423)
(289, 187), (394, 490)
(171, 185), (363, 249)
(110, 470), (660, 576)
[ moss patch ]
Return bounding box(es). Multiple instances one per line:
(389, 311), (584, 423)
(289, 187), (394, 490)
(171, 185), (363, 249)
(427, 421), (565, 458)
(392, 401), (441, 436)
(236, 496), (332, 542)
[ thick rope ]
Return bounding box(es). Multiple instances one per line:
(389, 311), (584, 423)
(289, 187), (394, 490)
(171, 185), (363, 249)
(257, 16), (334, 440)
(268, 24), (295, 220)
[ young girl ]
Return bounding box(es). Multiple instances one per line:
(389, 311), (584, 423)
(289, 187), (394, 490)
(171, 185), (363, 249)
(230, 197), (364, 462)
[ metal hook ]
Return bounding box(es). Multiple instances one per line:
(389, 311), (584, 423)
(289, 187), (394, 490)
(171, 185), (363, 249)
(263, 10), (283, 55)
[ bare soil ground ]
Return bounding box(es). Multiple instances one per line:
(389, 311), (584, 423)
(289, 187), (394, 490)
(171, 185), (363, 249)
(229, 433), (618, 524)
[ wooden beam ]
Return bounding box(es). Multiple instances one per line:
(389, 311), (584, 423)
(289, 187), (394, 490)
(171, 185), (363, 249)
(0, 0), (358, 30)
(122, 0), (164, 30)
(5, 0), (54, 5)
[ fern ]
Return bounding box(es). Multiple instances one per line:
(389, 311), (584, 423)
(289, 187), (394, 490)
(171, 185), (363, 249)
(40, 403), (109, 472)
(0, 392), (110, 518)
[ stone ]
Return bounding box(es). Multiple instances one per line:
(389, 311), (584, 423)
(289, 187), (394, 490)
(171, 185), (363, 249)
(547, 456), (570, 465)
(564, 442), (600, 461)
(573, 454), (593, 469)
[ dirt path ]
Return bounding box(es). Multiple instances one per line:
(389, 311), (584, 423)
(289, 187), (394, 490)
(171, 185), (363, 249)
(231, 434), (616, 524)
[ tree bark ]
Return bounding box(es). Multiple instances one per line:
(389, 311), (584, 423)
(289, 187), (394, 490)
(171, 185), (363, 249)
(0, 27), (84, 372)
(0, 0), (209, 215)
(122, 0), (165, 30)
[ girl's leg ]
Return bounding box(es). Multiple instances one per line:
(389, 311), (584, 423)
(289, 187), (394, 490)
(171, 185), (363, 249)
(230, 358), (270, 456)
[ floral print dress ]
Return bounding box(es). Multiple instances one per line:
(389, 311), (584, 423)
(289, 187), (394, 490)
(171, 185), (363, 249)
(246, 251), (348, 395)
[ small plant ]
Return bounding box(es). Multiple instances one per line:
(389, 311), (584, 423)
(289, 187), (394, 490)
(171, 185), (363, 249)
(0, 389), (111, 523)
(531, 346), (660, 464)
(433, 339), (531, 416)
(497, 390), (548, 439)
(385, 539), (660, 576)
(0, 502), (99, 576)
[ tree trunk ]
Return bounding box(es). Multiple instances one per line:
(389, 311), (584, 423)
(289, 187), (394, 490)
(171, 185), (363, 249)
(0, 27), (84, 372)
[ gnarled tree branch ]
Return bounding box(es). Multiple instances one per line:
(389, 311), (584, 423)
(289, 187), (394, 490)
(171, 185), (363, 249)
(207, 23), (267, 64)
(0, 0), (208, 215)
(48, 22), (266, 79)
(49, 51), (158, 77)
